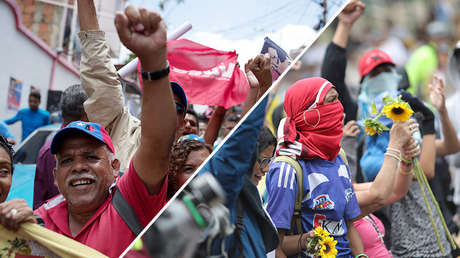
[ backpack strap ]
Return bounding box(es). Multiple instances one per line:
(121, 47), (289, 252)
(112, 187), (144, 235)
(274, 156), (303, 235)
(112, 187), (156, 255)
(339, 148), (349, 167)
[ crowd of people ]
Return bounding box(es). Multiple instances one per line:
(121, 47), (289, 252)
(0, 0), (275, 257)
(1, 0), (460, 257)
(146, 1), (460, 258)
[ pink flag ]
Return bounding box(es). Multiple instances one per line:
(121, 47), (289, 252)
(167, 39), (249, 108)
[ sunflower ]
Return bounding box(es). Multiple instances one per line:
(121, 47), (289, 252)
(364, 126), (377, 136)
(314, 226), (330, 238)
(363, 117), (389, 136)
(319, 236), (338, 258)
(382, 101), (413, 122)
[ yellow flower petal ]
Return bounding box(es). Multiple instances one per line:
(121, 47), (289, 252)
(383, 102), (414, 122)
(365, 126), (376, 136)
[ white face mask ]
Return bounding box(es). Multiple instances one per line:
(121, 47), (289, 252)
(358, 69), (401, 119)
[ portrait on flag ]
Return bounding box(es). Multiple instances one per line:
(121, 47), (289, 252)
(261, 37), (292, 81)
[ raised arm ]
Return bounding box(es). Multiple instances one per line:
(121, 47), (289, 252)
(199, 96), (268, 208)
(321, 1), (364, 122)
(241, 54), (272, 117)
(203, 106), (226, 146)
(430, 75), (460, 156)
(384, 139), (419, 204)
(78, 0), (127, 130)
(115, 6), (176, 194)
(355, 120), (417, 217)
(332, 1), (365, 48)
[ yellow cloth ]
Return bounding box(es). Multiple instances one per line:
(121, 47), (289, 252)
(0, 223), (107, 257)
(264, 95), (281, 136)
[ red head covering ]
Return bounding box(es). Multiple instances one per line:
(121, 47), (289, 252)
(278, 77), (344, 161)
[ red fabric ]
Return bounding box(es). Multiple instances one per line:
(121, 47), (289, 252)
(280, 77), (344, 161)
(35, 161), (168, 258)
(358, 49), (395, 78)
(167, 39), (249, 108)
(137, 40), (249, 108)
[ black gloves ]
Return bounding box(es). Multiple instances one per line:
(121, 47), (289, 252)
(399, 90), (435, 136)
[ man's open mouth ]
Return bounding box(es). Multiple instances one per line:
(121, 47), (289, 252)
(69, 178), (95, 187)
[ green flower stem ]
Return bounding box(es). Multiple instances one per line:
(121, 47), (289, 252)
(306, 237), (320, 255)
(417, 159), (457, 250)
(413, 160), (444, 253)
(373, 113), (384, 120)
(413, 158), (458, 253)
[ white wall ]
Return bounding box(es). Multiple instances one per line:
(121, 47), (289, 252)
(0, 0), (80, 140)
(95, 0), (123, 57)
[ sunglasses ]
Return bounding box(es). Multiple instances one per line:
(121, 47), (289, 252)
(175, 102), (185, 115)
(257, 157), (273, 169)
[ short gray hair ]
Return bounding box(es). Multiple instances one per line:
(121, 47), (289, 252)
(60, 84), (88, 121)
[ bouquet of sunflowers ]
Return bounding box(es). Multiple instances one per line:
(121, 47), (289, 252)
(363, 94), (413, 136)
(305, 226), (337, 258)
(363, 94), (457, 253)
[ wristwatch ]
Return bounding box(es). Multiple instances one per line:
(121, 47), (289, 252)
(141, 61), (170, 81)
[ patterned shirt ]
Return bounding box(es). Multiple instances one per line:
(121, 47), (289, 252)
(389, 183), (451, 258)
(266, 155), (361, 257)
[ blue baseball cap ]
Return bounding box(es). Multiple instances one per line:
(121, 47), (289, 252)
(171, 81), (188, 112)
(178, 134), (205, 143)
(50, 121), (115, 155)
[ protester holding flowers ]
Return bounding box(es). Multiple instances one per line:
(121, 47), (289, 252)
(266, 77), (365, 258)
(358, 82), (455, 257)
(320, 2), (454, 256)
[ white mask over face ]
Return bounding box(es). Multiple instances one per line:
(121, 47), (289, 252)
(358, 69), (401, 119)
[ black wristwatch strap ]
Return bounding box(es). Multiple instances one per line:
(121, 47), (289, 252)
(141, 61), (170, 81)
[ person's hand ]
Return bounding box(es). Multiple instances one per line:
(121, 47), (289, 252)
(115, 6), (167, 72)
(0, 199), (36, 231)
(343, 120), (360, 137)
(338, 1), (365, 26)
(245, 64), (259, 89)
(6, 138), (15, 145)
(400, 90), (435, 136)
(389, 119), (418, 149)
(245, 54), (272, 91)
(401, 138), (421, 161)
(302, 230), (320, 253)
(429, 75), (446, 114)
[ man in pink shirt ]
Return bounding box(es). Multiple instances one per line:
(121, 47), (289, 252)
(0, 4), (176, 258)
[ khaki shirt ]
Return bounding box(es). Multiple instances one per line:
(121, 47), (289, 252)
(79, 30), (140, 173)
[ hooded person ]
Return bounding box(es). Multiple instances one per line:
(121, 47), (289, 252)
(357, 49), (401, 121)
(357, 49), (452, 257)
(357, 49), (435, 181)
(266, 77), (364, 257)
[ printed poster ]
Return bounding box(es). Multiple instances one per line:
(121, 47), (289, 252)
(260, 37), (292, 81)
(7, 77), (23, 111)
